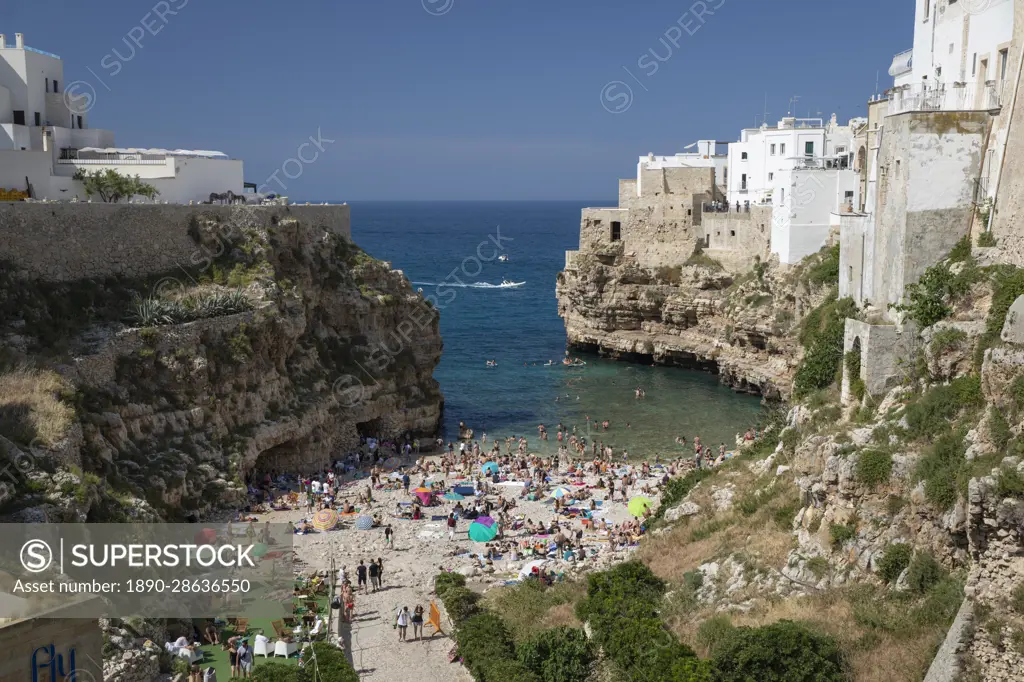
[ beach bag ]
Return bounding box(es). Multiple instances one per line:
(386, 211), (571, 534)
(331, 596), (341, 610)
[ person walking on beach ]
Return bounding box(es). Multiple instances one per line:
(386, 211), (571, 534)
(402, 471), (410, 494)
(396, 606), (410, 642)
(412, 604), (425, 640)
(447, 513), (457, 541)
(376, 557), (385, 587)
(384, 524), (394, 549)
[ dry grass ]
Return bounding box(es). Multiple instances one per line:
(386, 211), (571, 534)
(638, 525), (722, 583)
(0, 368), (75, 446)
(541, 602), (581, 629)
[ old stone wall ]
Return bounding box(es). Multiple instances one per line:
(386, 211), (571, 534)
(872, 112), (988, 311)
(842, 319), (921, 402)
(0, 203), (351, 282)
(992, 4), (1024, 265)
(700, 205), (772, 272)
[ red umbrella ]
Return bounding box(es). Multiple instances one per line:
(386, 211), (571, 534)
(194, 528), (217, 545)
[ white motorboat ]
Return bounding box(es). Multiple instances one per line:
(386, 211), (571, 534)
(499, 280), (525, 288)
(498, 254), (509, 262)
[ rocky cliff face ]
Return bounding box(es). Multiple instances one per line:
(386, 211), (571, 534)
(0, 207), (442, 522)
(556, 248), (836, 399)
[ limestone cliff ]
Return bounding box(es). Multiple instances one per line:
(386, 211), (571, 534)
(0, 206), (442, 522)
(556, 246), (838, 399)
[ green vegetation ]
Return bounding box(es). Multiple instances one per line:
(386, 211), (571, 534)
(696, 615), (736, 657)
(0, 368), (76, 447)
(794, 296), (858, 397)
(989, 407), (1012, 451)
(977, 230), (997, 247)
(72, 168), (159, 203)
(916, 431), (968, 509)
(806, 556), (830, 580)
(829, 522), (857, 550)
(486, 579), (585, 644)
(456, 612), (539, 682)
(895, 242), (979, 328)
(129, 290), (252, 327)
(1011, 583), (1024, 615)
(802, 244), (841, 288)
(904, 375), (983, 441)
(856, 450), (893, 488)
(517, 627), (595, 682)
(712, 620), (850, 682)
(684, 250), (723, 271)
(876, 544), (913, 584)
(844, 350), (865, 401)
(651, 468), (713, 524)
(975, 265), (1024, 367)
(997, 466), (1024, 498)
(930, 327), (968, 357)
(904, 552), (944, 596)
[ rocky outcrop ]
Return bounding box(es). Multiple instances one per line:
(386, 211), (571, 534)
(0, 207), (443, 521)
(556, 251), (833, 398)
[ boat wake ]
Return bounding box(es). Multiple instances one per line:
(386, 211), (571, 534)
(412, 281), (525, 289)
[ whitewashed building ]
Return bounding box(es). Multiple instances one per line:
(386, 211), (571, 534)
(0, 33), (243, 203)
(722, 116), (860, 264)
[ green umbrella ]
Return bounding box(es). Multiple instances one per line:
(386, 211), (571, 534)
(468, 521), (498, 542)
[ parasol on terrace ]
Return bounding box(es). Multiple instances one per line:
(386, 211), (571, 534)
(312, 509), (339, 531)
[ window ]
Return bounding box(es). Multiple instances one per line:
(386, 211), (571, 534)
(730, 230), (736, 237)
(610, 221), (621, 241)
(12, 110), (25, 125)
(53, 79), (59, 93)
(34, 112), (41, 126)
(1000, 49), (1010, 82)
(804, 141), (814, 157)
(686, 208), (692, 217)
(741, 174), (747, 190)
(593, 219), (602, 226)
(770, 144), (776, 156)
(741, 152), (748, 160)
(972, 53), (977, 77)
(780, 188), (785, 203)
(836, 146), (846, 155)
(77, 115), (83, 129)
(45, 78), (49, 92)
(924, 0), (930, 20)
(768, 172), (773, 181)
(780, 143), (786, 155)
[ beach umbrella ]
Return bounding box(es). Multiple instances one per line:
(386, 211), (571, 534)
(443, 492), (465, 501)
(312, 509), (339, 531)
(415, 491), (433, 505)
(628, 496), (653, 517)
(475, 516), (496, 528)
(355, 515), (374, 531)
(468, 521), (498, 542)
(382, 457), (401, 469)
(482, 462), (499, 475)
(549, 487), (571, 499)
(251, 543), (269, 558)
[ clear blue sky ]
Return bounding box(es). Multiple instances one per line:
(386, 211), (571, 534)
(7, 0), (914, 200)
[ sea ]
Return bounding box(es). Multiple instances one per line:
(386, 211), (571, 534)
(349, 201), (762, 458)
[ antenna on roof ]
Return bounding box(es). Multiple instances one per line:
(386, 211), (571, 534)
(787, 95), (800, 116)
(874, 70), (880, 100)
(761, 92), (770, 126)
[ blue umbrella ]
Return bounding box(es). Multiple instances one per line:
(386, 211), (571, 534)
(482, 462), (499, 475)
(443, 492), (465, 501)
(355, 516), (374, 530)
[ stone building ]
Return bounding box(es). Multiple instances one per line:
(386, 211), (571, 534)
(840, 0), (1021, 404)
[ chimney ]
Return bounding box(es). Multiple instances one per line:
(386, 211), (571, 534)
(0, 35), (6, 49)
(15, 33), (24, 49)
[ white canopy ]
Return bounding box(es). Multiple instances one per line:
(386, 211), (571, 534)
(78, 147), (228, 158)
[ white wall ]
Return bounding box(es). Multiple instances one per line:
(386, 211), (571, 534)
(770, 168), (854, 264)
(0, 149), (52, 194)
(904, 0), (1013, 87)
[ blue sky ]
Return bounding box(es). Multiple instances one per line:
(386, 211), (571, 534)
(8, 0), (914, 200)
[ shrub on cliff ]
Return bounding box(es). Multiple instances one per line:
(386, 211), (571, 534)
(876, 543), (913, 583)
(435, 570), (467, 598)
(516, 626), (594, 682)
(443, 586), (482, 624)
(711, 620), (849, 682)
(455, 612), (528, 681)
(794, 296), (858, 397)
(856, 449), (893, 488)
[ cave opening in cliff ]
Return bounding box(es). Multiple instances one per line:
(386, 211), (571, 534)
(253, 437), (324, 476)
(357, 418), (385, 441)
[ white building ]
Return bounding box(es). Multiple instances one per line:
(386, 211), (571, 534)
(636, 140), (728, 195)
(724, 115), (859, 264)
(0, 33), (243, 203)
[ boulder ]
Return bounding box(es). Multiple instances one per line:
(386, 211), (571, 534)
(1000, 295), (1024, 344)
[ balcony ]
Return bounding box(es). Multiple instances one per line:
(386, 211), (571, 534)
(889, 49), (913, 78)
(888, 81), (1002, 115)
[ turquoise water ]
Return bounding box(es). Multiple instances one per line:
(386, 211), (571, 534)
(350, 201), (762, 457)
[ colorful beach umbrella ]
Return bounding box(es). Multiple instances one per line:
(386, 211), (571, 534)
(251, 543), (269, 558)
(468, 521), (498, 542)
(443, 492), (465, 501)
(549, 487), (571, 499)
(482, 462), (499, 475)
(628, 496), (653, 517)
(475, 516), (496, 528)
(382, 457), (401, 470)
(355, 515), (374, 531)
(312, 509), (339, 531)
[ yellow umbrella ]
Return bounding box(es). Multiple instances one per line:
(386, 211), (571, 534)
(312, 508), (339, 531)
(628, 496), (653, 517)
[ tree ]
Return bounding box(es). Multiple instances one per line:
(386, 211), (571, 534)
(73, 168), (158, 203)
